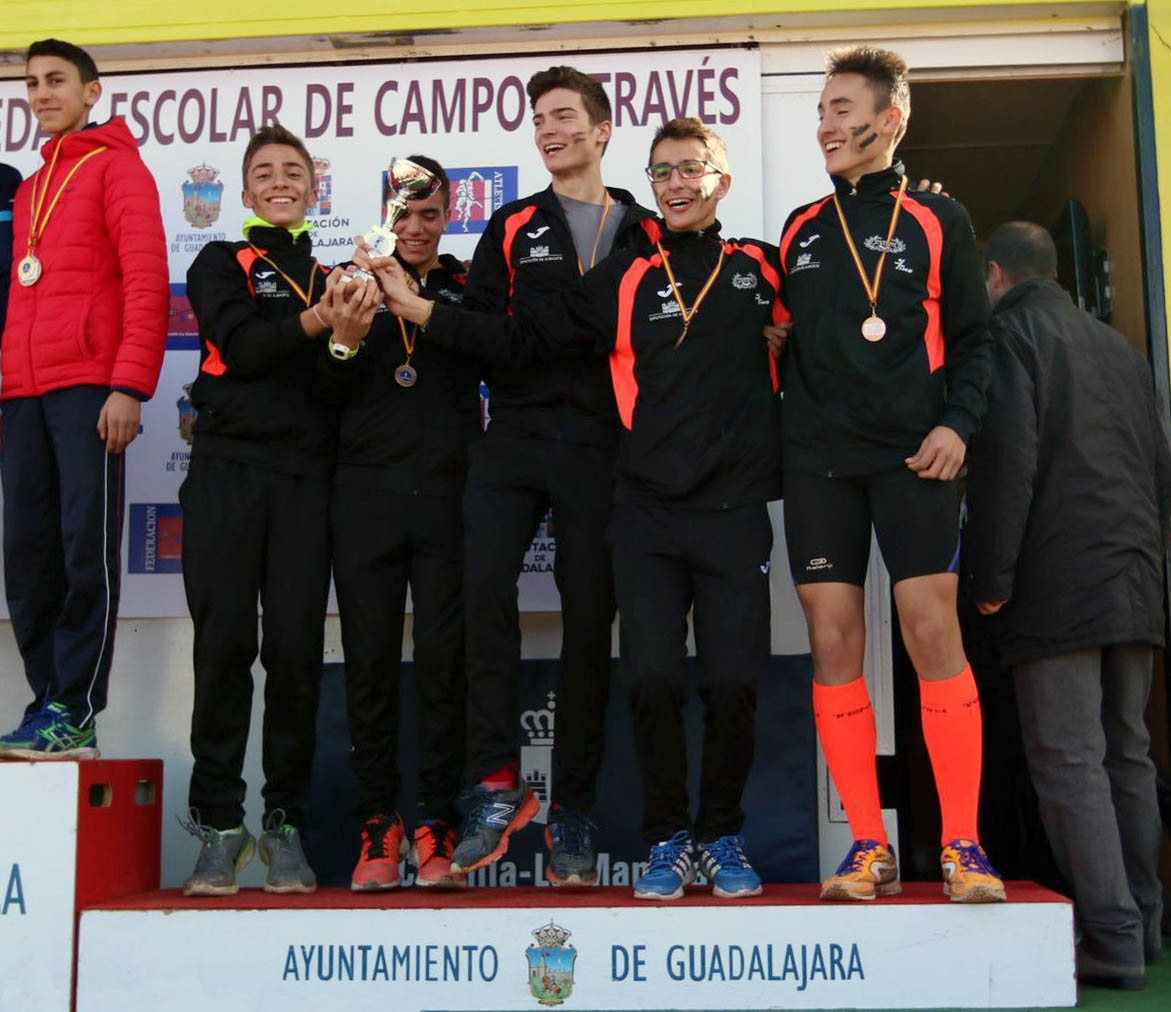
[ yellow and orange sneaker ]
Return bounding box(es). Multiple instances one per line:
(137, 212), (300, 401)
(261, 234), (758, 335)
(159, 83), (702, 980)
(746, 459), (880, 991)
(820, 839), (901, 901)
(411, 819), (466, 888)
(350, 813), (407, 891)
(940, 839), (1007, 903)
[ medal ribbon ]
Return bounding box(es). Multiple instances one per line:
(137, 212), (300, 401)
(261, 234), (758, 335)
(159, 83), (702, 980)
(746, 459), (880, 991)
(656, 241), (726, 348)
(247, 244), (319, 306)
(576, 191), (613, 276)
(27, 141), (109, 252)
(832, 174), (909, 321)
(397, 317), (418, 359)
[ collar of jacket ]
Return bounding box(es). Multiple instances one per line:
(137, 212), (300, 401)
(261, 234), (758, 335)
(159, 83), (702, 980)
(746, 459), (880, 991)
(659, 220), (724, 247)
(242, 216), (312, 241)
(536, 183), (656, 227)
(831, 160), (906, 198)
(244, 224), (314, 253)
(994, 276), (1071, 315)
(39, 116), (135, 161)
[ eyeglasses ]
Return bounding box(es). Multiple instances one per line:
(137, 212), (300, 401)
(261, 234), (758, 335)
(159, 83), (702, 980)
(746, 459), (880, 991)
(645, 159), (724, 183)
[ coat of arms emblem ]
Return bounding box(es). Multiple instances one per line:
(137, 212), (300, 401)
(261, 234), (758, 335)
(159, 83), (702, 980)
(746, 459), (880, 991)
(525, 920), (577, 1006)
(182, 163), (223, 229)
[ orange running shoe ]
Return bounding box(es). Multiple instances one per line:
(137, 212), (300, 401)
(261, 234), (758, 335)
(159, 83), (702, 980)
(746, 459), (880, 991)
(941, 839), (1007, 903)
(350, 813), (407, 891)
(411, 819), (466, 888)
(820, 839), (901, 901)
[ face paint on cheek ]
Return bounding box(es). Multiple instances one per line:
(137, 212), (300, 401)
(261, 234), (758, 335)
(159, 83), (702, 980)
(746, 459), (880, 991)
(857, 132), (879, 149)
(697, 174), (720, 200)
(569, 131), (588, 145)
(850, 124), (871, 137)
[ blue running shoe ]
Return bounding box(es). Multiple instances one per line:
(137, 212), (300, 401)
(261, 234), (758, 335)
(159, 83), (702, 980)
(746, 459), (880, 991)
(0, 708), (56, 757)
(698, 834), (763, 898)
(544, 805), (598, 885)
(633, 830), (695, 900)
(451, 782), (539, 874)
(1, 702), (98, 760)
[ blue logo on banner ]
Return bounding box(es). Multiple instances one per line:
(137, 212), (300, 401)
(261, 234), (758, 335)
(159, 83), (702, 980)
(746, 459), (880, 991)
(128, 504), (184, 574)
(446, 166), (518, 234)
(526, 921), (577, 1006)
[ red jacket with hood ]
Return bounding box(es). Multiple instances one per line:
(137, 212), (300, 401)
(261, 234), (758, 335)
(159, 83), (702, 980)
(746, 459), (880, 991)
(1, 117), (168, 400)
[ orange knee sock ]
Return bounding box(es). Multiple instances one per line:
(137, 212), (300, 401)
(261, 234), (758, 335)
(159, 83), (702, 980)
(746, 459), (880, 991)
(919, 664), (982, 845)
(813, 676), (887, 845)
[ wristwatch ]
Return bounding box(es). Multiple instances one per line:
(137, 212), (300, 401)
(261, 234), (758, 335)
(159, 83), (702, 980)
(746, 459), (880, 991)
(328, 339), (360, 361)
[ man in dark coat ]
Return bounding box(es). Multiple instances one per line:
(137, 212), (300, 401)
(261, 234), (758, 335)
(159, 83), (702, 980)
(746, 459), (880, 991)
(966, 220), (1169, 990)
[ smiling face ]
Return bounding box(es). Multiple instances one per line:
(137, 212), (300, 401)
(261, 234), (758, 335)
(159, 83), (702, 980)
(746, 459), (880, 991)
(393, 188), (450, 272)
(241, 144), (315, 227)
(649, 136), (730, 234)
(26, 55), (101, 137)
(532, 87), (611, 178)
(817, 72), (903, 184)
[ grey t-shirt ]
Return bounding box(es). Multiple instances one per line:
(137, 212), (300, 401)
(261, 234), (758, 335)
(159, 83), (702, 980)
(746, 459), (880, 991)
(559, 192), (625, 273)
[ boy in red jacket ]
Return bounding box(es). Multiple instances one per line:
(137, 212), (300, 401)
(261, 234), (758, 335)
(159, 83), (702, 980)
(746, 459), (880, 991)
(0, 39), (168, 759)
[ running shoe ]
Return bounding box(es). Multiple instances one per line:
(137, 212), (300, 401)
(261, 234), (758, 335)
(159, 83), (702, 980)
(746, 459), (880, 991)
(820, 838), (901, 901)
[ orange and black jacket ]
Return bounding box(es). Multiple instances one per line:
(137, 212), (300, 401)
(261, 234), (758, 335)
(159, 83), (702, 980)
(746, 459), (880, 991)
(426, 223), (783, 510)
(186, 225), (336, 477)
(463, 184), (658, 446)
(318, 253), (481, 496)
(778, 162), (992, 477)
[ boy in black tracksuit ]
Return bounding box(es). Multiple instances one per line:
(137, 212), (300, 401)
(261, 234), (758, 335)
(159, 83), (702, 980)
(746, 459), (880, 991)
(778, 47), (1000, 904)
(180, 125), (381, 896)
(320, 158), (481, 890)
(378, 118), (782, 901)
(444, 67), (658, 886)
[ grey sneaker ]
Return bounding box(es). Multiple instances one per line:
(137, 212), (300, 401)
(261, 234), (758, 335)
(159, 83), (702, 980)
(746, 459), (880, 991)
(544, 806), (598, 885)
(180, 809), (255, 896)
(259, 809), (317, 894)
(451, 782), (538, 874)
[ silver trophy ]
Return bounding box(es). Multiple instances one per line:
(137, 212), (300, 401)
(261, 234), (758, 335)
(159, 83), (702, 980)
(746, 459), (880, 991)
(346, 157), (442, 282)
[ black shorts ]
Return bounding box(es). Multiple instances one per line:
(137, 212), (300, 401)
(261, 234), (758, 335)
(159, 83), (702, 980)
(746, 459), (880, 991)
(783, 467), (961, 587)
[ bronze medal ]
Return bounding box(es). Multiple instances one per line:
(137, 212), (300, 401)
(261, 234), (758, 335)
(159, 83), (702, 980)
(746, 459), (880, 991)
(861, 315), (887, 342)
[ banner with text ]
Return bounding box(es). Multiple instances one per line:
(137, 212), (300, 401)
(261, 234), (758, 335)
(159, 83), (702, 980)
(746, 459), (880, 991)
(0, 48), (763, 617)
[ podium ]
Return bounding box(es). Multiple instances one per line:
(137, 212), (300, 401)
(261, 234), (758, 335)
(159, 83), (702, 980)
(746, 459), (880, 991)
(0, 760), (162, 1012)
(76, 882), (1076, 1011)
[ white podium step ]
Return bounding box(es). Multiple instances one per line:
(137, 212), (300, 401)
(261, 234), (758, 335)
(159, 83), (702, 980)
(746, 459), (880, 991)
(77, 883), (1074, 1011)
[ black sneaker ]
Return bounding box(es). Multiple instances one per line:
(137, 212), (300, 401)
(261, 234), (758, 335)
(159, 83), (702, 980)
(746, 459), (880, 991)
(544, 805), (598, 885)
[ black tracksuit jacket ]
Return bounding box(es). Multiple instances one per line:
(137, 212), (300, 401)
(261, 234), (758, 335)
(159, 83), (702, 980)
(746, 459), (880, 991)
(425, 222), (783, 509)
(964, 278), (1171, 665)
(186, 226), (335, 477)
(318, 253), (480, 495)
(778, 163), (992, 476)
(463, 184), (659, 445)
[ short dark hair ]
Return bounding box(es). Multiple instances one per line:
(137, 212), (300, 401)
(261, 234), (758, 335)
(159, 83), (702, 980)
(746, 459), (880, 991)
(983, 221), (1058, 282)
(527, 66), (611, 126)
(826, 46), (911, 141)
(649, 117), (729, 173)
(401, 154), (451, 209)
(241, 123), (313, 186)
(26, 39), (99, 84)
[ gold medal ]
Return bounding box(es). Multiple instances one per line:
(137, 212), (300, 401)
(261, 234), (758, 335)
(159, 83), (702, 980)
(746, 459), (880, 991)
(833, 175), (909, 344)
(17, 254), (42, 287)
(861, 315), (886, 342)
